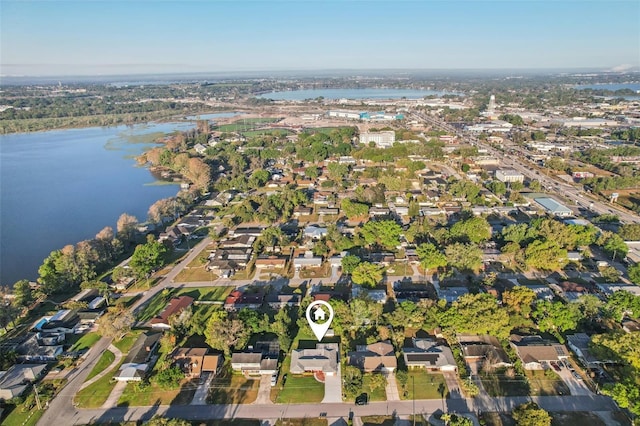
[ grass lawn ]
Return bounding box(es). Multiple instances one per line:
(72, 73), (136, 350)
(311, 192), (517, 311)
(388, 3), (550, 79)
(385, 262), (412, 276)
(86, 350), (115, 381)
(275, 375), (324, 404)
(174, 265), (217, 282)
(118, 379), (197, 406)
(526, 369), (570, 396)
(243, 128), (292, 138)
(74, 366), (119, 407)
(299, 264), (330, 279)
(137, 292), (173, 322)
(215, 117), (279, 132)
(68, 332), (101, 352)
(481, 372), (530, 397)
(173, 286), (233, 301)
(114, 294), (141, 309)
(397, 370), (448, 400)
(2, 407), (44, 426)
(113, 330), (143, 353)
(230, 267), (255, 280)
(209, 371), (259, 404)
(551, 412), (606, 426)
(362, 373), (387, 402)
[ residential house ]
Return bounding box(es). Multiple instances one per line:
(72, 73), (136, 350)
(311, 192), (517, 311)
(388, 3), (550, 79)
(218, 235), (256, 249)
(115, 332), (162, 382)
(303, 225), (328, 240)
(317, 207), (340, 216)
(566, 333), (610, 368)
(69, 288), (99, 304)
(16, 333), (64, 362)
(224, 290), (265, 311)
(33, 310), (79, 334)
(348, 341), (397, 373)
(266, 293), (300, 309)
(293, 206), (313, 217)
(254, 256), (287, 270)
(293, 252), (323, 270)
(231, 352), (278, 376)
(403, 338), (457, 372)
(0, 364), (47, 401)
(509, 335), (569, 370)
(149, 296), (194, 330)
(457, 334), (512, 370)
(158, 226), (184, 247)
(438, 287), (469, 304)
(290, 343), (339, 375)
(194, 143), (207, 155)
(171, 347), (219, 379)
(351, 285), (387, 304)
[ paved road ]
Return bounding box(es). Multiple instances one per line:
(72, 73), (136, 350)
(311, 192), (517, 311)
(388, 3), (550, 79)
(79, 344), (122, 391)
(38, 336), (112, 426)
(48, 395), (617, 425)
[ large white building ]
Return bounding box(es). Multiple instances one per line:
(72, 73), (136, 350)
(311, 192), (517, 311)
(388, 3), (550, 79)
(495, 169), (525, 183)
(359, 131), (396, 148)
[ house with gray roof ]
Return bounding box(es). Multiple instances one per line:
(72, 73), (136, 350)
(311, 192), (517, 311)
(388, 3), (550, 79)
(348, 341), (397, 373)
(403, 338), (457, 372)
(115, 332), (161, 382)
(457, 334), (512, 370)
(0, 364), (47, 400)
(290, 343), (339, 376)
(509, 335), (569, 370)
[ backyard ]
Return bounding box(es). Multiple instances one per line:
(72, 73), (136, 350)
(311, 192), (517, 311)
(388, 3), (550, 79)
(208, 369), (259, 404)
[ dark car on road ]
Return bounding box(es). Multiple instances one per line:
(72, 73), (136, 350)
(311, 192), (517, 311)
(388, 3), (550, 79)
(355, 393), (369, 405)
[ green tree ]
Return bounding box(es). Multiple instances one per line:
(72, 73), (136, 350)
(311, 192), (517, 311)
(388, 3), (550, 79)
(153, 366), (184, 389)
(360, 220), (402, 250)
(341, 199), (369, 219)
(97, 308), (134, 340)
(512, 402), (552, 426)
(143, 416), (191, 426)
(449, 216), (491, 244)
(502, 286), (536, 318)
(416, 242), (447, 272)
(524, 240), (567, 271)
(445, 242), (483, 272)
(249, 169), (270, 188)
(487, 180), (507, 196)
(532, 300), (583, 340)
(12, 280), (33, 308)
(618, 223), (640, 241)
(341, 255), (361, 275)
(351, 262), (384, 288)
(628, 263), (640, 285)
(598, 232), (628, 260)
(304, 166), (319, 179)
(501, 223), (530, 246)
(343, 365), (363, 399)
(205, 311), (249, 357)
(604, 290), (640, 321)
(129, 235), (168, 279)
(327, 162), (349, 181)
(441, 293), (510, 338)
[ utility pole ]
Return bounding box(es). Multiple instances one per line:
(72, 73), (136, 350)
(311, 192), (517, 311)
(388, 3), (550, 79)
(33, 383), (42, 410)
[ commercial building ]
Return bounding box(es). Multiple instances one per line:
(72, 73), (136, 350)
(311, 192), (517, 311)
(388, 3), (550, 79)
(495, 169), (525, 183)
(533, 197), (573, 217)
(359, 131), (396, 148)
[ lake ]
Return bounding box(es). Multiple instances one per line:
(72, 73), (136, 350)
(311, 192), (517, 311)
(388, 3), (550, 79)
(574, 83), (640, 92)
(259, 88), (458, 100)
(0, 114), (232, 286)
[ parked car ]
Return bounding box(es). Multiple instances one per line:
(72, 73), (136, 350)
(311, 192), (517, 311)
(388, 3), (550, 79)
(551, 361), (561, 372)
(572, 371), (583, 381)
(355, 393), (369, 406)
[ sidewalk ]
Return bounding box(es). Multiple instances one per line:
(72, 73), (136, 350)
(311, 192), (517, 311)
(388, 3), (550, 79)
(79, 344), (123, 391)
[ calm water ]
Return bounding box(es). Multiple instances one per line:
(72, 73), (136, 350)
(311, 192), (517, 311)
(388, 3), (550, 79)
(574, 83), (640, 92)
(0, 119), (216, 285)
(259, 88), (457, 100)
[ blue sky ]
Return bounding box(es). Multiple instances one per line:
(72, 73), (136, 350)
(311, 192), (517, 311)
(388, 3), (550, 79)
(1, 0), (639, 76)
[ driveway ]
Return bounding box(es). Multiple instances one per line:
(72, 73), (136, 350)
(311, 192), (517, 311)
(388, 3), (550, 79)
(101, 380), (127, 409)
(384, 372), (400, 401)
(322, 365), (342, 403)
(255, 374), (273, 405)
(191, 372), (212, 405)
(443, 372), (463, 399)
(557, 366), (592, 396)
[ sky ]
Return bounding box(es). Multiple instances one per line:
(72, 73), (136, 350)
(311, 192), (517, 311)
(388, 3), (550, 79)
(1, 0), (639, 76)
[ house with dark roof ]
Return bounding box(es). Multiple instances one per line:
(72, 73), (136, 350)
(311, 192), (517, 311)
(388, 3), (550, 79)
(509, 335), (569, 370)
(457, 334), (512, 370)
(403, 338), (457, 372)
(16, 332), (64, 362)
(115, 332), (162, 382)
(149, 296), (194, 330)
(348, 341), (397, 373)
(566, 333), (611, 368)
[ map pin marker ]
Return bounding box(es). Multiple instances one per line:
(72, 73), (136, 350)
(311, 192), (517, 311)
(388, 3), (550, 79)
(306, 300), (334, 341)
